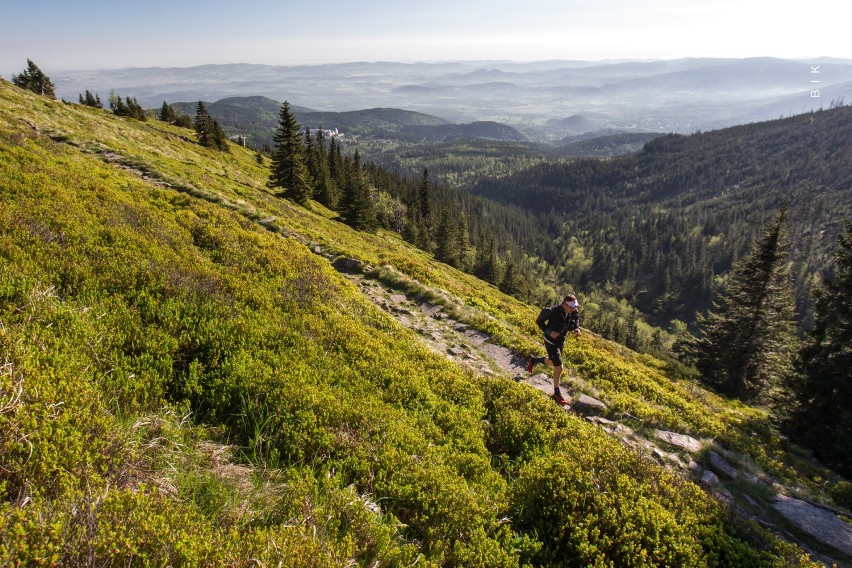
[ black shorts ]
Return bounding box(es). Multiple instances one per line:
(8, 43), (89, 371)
(545, 339), (564, 367)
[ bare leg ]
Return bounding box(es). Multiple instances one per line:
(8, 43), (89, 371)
(544, 358), (563, 391)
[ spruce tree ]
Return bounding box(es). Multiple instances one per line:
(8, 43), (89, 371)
(160, 101), (177, 123)
(414, 168), (435, 252)
(340, 151), (377, 231)
(212, 119), (229, 151)
(310, 129), (337, 209)
(13, 59), (56, 99)
(269, 101), (313, 204)
(693, 209), (798, 403)
(788, 222), (852, 474)
(455, 212), (471, 271)
(434, 208), (459, 267)
(194, 101), (213, 147)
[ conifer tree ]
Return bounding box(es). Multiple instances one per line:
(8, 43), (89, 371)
(340, 151), (377, 231)
(211, 119), (229, 151)
(269, 101), (313, 204)
(434, 208), (459, 267)
(194, 101), (213, 147)
(125, 97), (146, 120)
(418, 168), (433, 231)
(788, 222), (852, 474)
(455, 212), (472, 271)
(13, 59), (56, 99)
(159, 101), (177, 123)
(328, 137), (345, 191)
(80, 90), (102, 108)
(693, 209), (797, 402)
(310, 129), (337, 209)
(411, 168), (435, 252)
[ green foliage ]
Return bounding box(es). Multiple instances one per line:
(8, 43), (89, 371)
(692, 209), (798, 403)
(78, 90), (103, 109)
(471, 107), (852, 331)
(109, 91), (147, 120)
(269, 101), (313, 203)
(789, 222), (852, 476)
(193, 101), (228, 151)
(0, 80), (827, 567)
(828, 480), (852, 511)
(12, 59), (56, 99)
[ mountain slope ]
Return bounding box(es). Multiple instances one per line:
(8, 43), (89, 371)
(471, 105), (852, 325)
(0, 79), (842, 566)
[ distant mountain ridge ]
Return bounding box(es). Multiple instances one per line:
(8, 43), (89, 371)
(470, 105), (852, 324)
(172, 97), (527, 148)
(52, 57), (852, 139)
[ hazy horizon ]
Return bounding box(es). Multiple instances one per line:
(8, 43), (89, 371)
(3, 0), (849, 76)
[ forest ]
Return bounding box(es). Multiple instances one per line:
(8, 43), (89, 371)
(3, 63), (851, 566)
(469, 105), (852, 331)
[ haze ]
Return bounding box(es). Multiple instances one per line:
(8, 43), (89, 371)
(2, 0), (848, 74)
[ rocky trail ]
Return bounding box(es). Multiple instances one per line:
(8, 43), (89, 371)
(335, 260), (852, 567)
(88, 142), (852, 566)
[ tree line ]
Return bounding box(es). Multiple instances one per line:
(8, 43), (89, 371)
(679, 211), (852, 477)
(12, 61), (850, 477)
(266, 101), (550, 298)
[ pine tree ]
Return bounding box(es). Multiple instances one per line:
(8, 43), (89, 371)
(455, 212), (471, 271)
(13, 59), (56, 99)
(340, 151), (377, 231)
(269, 101), (313, 204)
(125, 97), (146, 121)
(310, 129), (337, 209)
(194, 101), (213, 147)
(160, 101), (177, 123)
(211, 119), (229, 151)
(693, 209), (798, 402)
(434, 208), (459, 267)
(788, 222), (852, 474)
(412, 168), (435, 252)
(418, 168), (433, 231)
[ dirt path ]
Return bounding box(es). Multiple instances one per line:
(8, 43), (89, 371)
(341, 268), (851, 567)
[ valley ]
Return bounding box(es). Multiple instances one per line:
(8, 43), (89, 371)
(2, 63), (851, 566)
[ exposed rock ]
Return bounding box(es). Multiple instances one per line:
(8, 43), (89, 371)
(742, 494), (760, 508)
(715, 488), (735, 505)
(773, 495), (852, 557)
(688, 460), (702, 474)
(700, 470), (720, 487)
(448, 346), (465, 356)
(464, 328), (490, 346)
(708, 451), (739, 480)
(420, 303), (443, 316)
(587, 416), (616, 427)
(654, 430), (703, 453)
(389, 294), (407, 303)
(332, 256), (365, 273)
(571, 394), (608, 416)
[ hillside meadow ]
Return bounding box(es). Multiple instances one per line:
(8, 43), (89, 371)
(0, 79), (831, 566)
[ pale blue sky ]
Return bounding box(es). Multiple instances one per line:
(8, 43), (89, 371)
(2, 0), (848, 74)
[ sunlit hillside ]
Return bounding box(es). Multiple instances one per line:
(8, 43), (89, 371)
(0, 79), (845, 566)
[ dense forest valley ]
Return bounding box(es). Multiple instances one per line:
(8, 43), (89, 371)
(3, 62), (851, 566)
(172, 94), (852, 357)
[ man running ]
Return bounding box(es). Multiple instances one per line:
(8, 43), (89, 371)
(527, 294), (581, 405)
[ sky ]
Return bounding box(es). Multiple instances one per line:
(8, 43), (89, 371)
(2, 0), (849, 75)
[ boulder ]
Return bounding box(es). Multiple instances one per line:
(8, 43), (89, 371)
(700, 470), (720, 487)
(654, 430), (703, 453)
(708, 451), (738, 480)
(332, 256), (364, 273)
(572, 394), (608, 416)
(773, 495), (852, 556)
